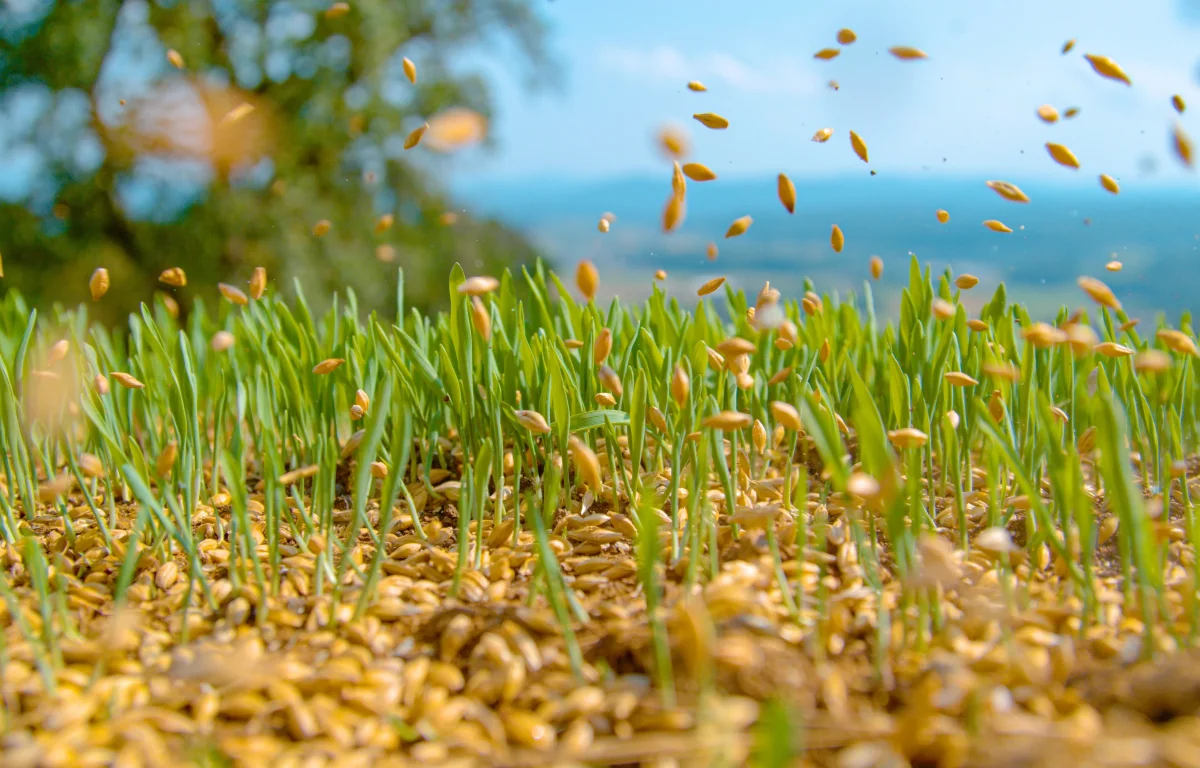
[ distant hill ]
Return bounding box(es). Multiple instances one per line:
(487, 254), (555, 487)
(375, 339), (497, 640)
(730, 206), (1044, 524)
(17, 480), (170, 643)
(456, 174), (1200, 321)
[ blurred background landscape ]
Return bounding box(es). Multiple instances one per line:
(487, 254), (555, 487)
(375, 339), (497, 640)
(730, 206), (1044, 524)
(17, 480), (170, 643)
(2, 0), (1199, 323)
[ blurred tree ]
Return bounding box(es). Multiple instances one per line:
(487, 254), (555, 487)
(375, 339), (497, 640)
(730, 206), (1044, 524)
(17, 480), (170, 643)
(0, 0), (553, 324)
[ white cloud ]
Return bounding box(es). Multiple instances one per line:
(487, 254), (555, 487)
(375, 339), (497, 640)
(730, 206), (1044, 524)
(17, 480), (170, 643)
(597, 45), (819, 95)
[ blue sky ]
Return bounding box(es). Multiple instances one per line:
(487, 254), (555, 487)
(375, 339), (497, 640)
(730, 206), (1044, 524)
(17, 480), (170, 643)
(455, 0), (1200, 185)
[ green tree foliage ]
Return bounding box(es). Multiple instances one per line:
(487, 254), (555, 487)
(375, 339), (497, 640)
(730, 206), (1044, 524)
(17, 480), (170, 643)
(0, 0), (551, 323)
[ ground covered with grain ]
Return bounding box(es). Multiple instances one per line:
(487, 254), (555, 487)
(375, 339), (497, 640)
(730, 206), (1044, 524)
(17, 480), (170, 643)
(2, 261), (1200, 768)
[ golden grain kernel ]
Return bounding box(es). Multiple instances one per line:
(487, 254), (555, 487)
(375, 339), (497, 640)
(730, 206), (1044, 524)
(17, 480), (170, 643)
(593, 392), (616, 407)
(828, 79), (840, 90)
(951, 275), (979, 291)
(687, 80), (707, 92)
(514, 410), (552, 434)
(89, 268), (110, 301)
(944, 371), (979, 387)
(325, 2), (350, 18)
(1106, 260), (1122, 272)
(598, 217), (610, 233)
(458, 276), (500, 296)
(597, 364), (623, 396)
(819, 338), (831, 362)
(594, 328), (613, 365)
(725, 215), (753, 239)
(376, 244), (396, 262)
(986, 180), (1030, 203)
(372, 213), (395, 235)
(1134, 349), (1171, 373)
(662, 191), (686, 233)
(167, 49), (185, 69)
(869, 256), (884, 280)
(697, 276), (726, 297)
(944, 410), (961, 430)
(279, 465), (319, 485)
(46, 339), (69, 366)
(716, 337), (756, 358)
(94, 374), (109, 394)
(312, 219), (332, 237)
(1157, 329), (1199, 355)
(836, 28), (857, 44)
(1064, 106), (1080, 119)
(770, 401), (802, 432)
(849, 130), (869, 163)
(1065, 323), (1099, 354)
(812, 128), (834, 143)
(402, 57), (417, 84)
(569, 436), (602, 491)
(967, 318), (989, 332)
(218, 283), (248, 306)
(888, 427), (928, 449)
(706, 242), (718, 260)
(353, 388), (370, 414)
(936, 209), (950, 223)
(247, 266), (267, 300)
(1093, 341), (1134, 358)
(576, 260), (599, 300)
(312, 358), (344, 375)
(1171, 94), (1186, 114)
(159, 267), (187, 287)
(403, 123), (428, 150)
(931, 298), (955, 320)
(814, 47), (841, 60)
(830, 224), (844, 253)
(681, 162), (717, 182)
(1037, 104), (1060, 123)
(155, 442), (177, 476)
(1084, 53), (1131, 85)
(669, 364), (690, 407)
(1077, 276), (1122, 311)
(1173, 123), (1194, 167)
(977, 526), (1017, 553)
(110, 371), (145, 389)
(1022, 322), (1067, 348)
(983, 219), (1012, 233)
(1046, 142), (1080, 169)
(693, 112), (729, 130)
(1099, 174), (1120, 194)
(889, 46), (928, 60)
(702, 410), (753, 431)
(470, 296), (491, 341)
(777, 173), (796, 214)
(658, 124), (690, 159)
(155, 561), (179, 590)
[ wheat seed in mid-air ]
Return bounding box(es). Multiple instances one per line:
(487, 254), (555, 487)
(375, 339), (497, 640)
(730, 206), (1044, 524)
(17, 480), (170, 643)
(402, 57), (417, 84)
(687, 81), (707, 92)
(1099, 174), (1120, 194)
(1046, 143), (1080, 169)
(1037, 105), (1059, 124)
(1084, 54), (1131, 85)
(849, 131), (869, 163)
(837, 28), (857, 44)
(693, 113), (729, 130)
(697, 277), (726, 296)
(830, 224), (844, 253)
(936, 209), (950, 223)
(983, 220), (1012, 233)
(814, 48), (840, 60)
(812, 128), (833, 143)
(725, 216), (753, 239)
(682, 163), (717, 181)
(889, 46), (928, 60)
(986, 180), (1030, 203)
(777, 174), (796, 214)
